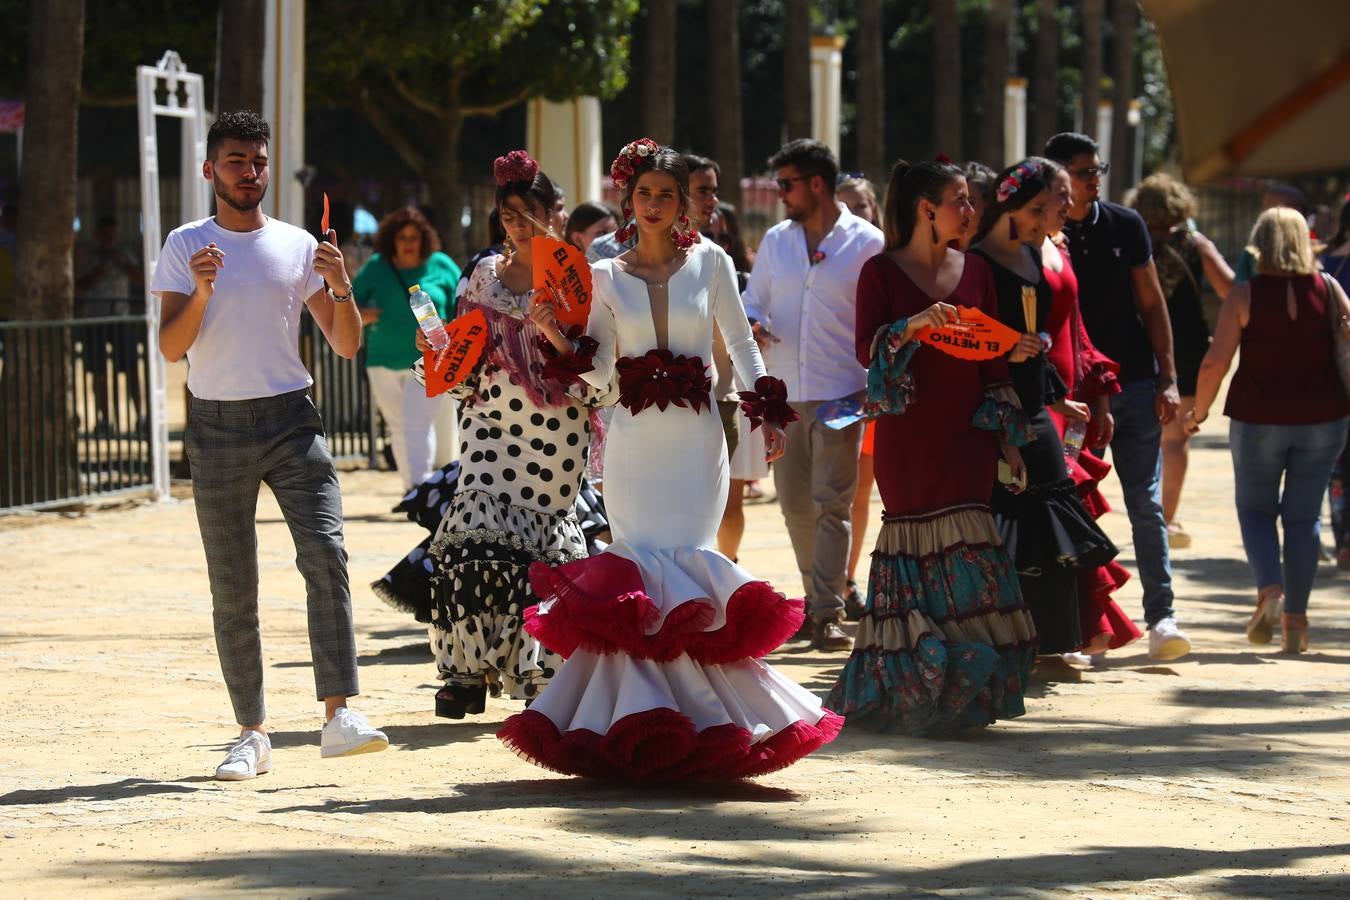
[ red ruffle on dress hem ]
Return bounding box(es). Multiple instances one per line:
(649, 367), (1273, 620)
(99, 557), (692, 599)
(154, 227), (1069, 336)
(1079, 560), (1142, 649)
(1066, 450), (1113, 519)
(498, 706), (844, 782)
(526, 556), (805, 664)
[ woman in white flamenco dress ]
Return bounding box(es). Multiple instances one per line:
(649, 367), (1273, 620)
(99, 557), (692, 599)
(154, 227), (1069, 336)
(498, 141), (841, 781)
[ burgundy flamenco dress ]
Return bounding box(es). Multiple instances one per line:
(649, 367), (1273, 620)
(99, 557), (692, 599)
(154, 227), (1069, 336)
(498, 241), (841, 780)
(825, 252), (1038, 735)
(1042, 242), (1143, 651)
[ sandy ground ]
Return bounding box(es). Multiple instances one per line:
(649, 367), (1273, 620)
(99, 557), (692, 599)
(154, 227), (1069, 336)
(2, 419), (1349, 898)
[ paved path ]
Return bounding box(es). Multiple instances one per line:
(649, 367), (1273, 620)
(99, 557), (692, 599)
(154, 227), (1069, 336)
(2, 427), (1347, 897)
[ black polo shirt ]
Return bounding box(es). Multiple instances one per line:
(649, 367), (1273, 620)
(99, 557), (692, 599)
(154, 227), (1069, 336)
(1062, 200), (1157, 383)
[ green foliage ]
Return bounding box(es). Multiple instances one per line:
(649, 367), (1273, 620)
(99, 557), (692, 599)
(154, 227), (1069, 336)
(308, 0), (638, 118)
(0, 0), (217, 103)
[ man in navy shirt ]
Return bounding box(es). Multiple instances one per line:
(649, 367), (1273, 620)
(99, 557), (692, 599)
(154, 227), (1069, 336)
(1046, 132), (1191, 661)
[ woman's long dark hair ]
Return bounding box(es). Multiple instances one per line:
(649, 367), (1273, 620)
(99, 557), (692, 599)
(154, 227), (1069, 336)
(495, 168), (557, 224)
(973, 157), (1062, 244)
(1328, 200), (1350, 252)
(881, 159), (963, 251)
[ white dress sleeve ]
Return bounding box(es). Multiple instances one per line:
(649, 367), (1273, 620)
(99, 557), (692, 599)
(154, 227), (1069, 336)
(710, 246), (766, 388)
(580, 263), (619, 391)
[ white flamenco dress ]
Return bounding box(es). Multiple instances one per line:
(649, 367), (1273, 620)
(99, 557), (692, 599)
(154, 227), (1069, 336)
(498, 240), (841, 781)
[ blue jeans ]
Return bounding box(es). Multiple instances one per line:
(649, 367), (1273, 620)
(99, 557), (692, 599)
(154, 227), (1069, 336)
(1231, 418), (1348, 616)
(1096, 379), (1174, 627)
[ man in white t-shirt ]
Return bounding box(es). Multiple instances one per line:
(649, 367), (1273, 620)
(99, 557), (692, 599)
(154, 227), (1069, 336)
(152, 111), (387, 781)
(742, 139), (884, 652)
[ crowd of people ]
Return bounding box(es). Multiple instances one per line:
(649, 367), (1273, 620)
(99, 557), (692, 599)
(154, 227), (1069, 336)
(152, 110), (1350, 785)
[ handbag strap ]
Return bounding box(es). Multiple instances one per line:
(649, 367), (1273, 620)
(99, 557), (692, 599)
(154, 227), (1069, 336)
(385, 255), (413, 293)
(1161, 240), (1204, 299)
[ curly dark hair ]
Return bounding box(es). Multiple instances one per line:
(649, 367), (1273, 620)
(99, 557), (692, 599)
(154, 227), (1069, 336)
(207, 110), (270, 160)
(373, 206), (441, 261)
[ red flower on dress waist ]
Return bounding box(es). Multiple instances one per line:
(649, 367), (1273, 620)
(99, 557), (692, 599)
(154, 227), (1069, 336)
(737, 375), (799, 430)
(535, 325), (597, 387)
(615, 348), (712, 415)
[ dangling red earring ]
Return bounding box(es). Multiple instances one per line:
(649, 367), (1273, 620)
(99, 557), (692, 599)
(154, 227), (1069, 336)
(672, 212), (698, 250)
(1008, 216), (1019, 241)
(928, 210), (939, 244)
(615, 201), (636, 243)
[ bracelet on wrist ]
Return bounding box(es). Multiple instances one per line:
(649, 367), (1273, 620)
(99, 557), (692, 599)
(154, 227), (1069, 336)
(328, 285), (354, 303)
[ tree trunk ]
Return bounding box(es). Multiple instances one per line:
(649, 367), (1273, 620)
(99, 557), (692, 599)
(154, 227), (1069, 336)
(642, 0), (676, 146)
(707, 0), (744, 207)
(1032, 0), (1059, 151)
(855, 0), (885, 182)
(428, 114), (465, 261)
(933, 0), (962, 159)
(782, 0), (812, 142)
(216, 0), (265, 113)
(4, 0), (84, 507)
(1081, 0), (1104, 139)
(1109, 0), (1138, 196)
(979, 0), (1012, 167)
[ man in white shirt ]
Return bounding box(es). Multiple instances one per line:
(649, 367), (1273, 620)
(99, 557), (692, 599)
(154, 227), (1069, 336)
(742, 139), (884, 651)
(152, 111), (387, 781)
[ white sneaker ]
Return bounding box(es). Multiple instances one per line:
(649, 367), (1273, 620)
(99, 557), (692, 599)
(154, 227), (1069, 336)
(320, 707), (389, 759)
(1148, 616), (1192, 661)
(214, 730), (272, 781)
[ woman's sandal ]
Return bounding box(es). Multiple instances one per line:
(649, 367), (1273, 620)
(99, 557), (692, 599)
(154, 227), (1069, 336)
(434, 683), (488, 719)
(1246, 586), (1283, 645)
(1280, 613), (1309, 654)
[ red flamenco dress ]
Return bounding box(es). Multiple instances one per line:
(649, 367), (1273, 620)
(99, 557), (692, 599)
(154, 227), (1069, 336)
(1043, 241), (1142, 652)
(498, 241), (841, 780)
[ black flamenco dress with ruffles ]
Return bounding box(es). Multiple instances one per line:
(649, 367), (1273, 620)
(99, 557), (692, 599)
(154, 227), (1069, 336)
(972, 246), (1118, 654)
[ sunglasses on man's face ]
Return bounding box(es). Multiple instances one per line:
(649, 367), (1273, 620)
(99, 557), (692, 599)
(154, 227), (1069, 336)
(776, 175), (812, 193)
(1070, 162), (1111, 182)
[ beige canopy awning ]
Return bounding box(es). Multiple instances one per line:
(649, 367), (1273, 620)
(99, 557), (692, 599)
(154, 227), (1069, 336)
(1140, 0), (1350, 183)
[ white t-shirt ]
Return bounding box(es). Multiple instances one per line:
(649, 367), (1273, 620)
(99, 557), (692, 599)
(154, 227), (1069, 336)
(151, 216), (324, 400)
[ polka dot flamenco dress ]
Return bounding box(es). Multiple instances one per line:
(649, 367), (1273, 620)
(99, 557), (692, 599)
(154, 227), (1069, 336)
(419, 256), (600, 717)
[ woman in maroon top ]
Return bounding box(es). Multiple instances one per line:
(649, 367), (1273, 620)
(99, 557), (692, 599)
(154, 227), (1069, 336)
(1186, 208), (1350, 653)
(826, 160), (1037, 735)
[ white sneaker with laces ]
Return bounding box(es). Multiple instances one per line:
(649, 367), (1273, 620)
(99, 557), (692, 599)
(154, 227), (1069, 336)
(1148, 616), (1192, 661)
(320, 707), (389, 759)
(214, 730), (272, 781)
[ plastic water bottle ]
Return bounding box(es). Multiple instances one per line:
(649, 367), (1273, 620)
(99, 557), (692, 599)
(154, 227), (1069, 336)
(1062, 418), (1087, 460)
(408, 284), (449, 351)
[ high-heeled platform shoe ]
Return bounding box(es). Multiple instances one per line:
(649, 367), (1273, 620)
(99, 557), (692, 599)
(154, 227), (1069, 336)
(1280, 613), (1309, 654)
(434, 682), (488, 719)
(1246, 586), (1283, 645)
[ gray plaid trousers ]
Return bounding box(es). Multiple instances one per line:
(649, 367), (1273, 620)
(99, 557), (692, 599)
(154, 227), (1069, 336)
(185, 389), (359, 725)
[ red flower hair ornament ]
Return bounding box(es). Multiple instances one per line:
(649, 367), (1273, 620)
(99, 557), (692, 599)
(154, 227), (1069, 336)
(609, 138), (661, 189)
(494, 150), (539, 187)
(738, 376), (799, 431)
(615, 349), (712, 415)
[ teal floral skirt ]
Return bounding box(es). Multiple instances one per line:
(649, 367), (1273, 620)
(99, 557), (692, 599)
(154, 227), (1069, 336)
(826, 503), (1037, 735)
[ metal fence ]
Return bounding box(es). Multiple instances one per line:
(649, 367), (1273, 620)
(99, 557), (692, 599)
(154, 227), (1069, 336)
(0, 315), (155, 511)
(299, 312), (376, 467)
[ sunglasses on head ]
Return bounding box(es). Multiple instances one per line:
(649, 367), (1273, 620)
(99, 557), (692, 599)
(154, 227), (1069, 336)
(836, 172), (866, 185)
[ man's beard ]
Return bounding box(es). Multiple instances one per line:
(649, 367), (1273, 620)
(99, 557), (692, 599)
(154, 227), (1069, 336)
(214, 174), (266, 212)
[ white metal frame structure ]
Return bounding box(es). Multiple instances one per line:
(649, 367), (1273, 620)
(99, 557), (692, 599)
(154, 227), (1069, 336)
(136, 50), (210, 501)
